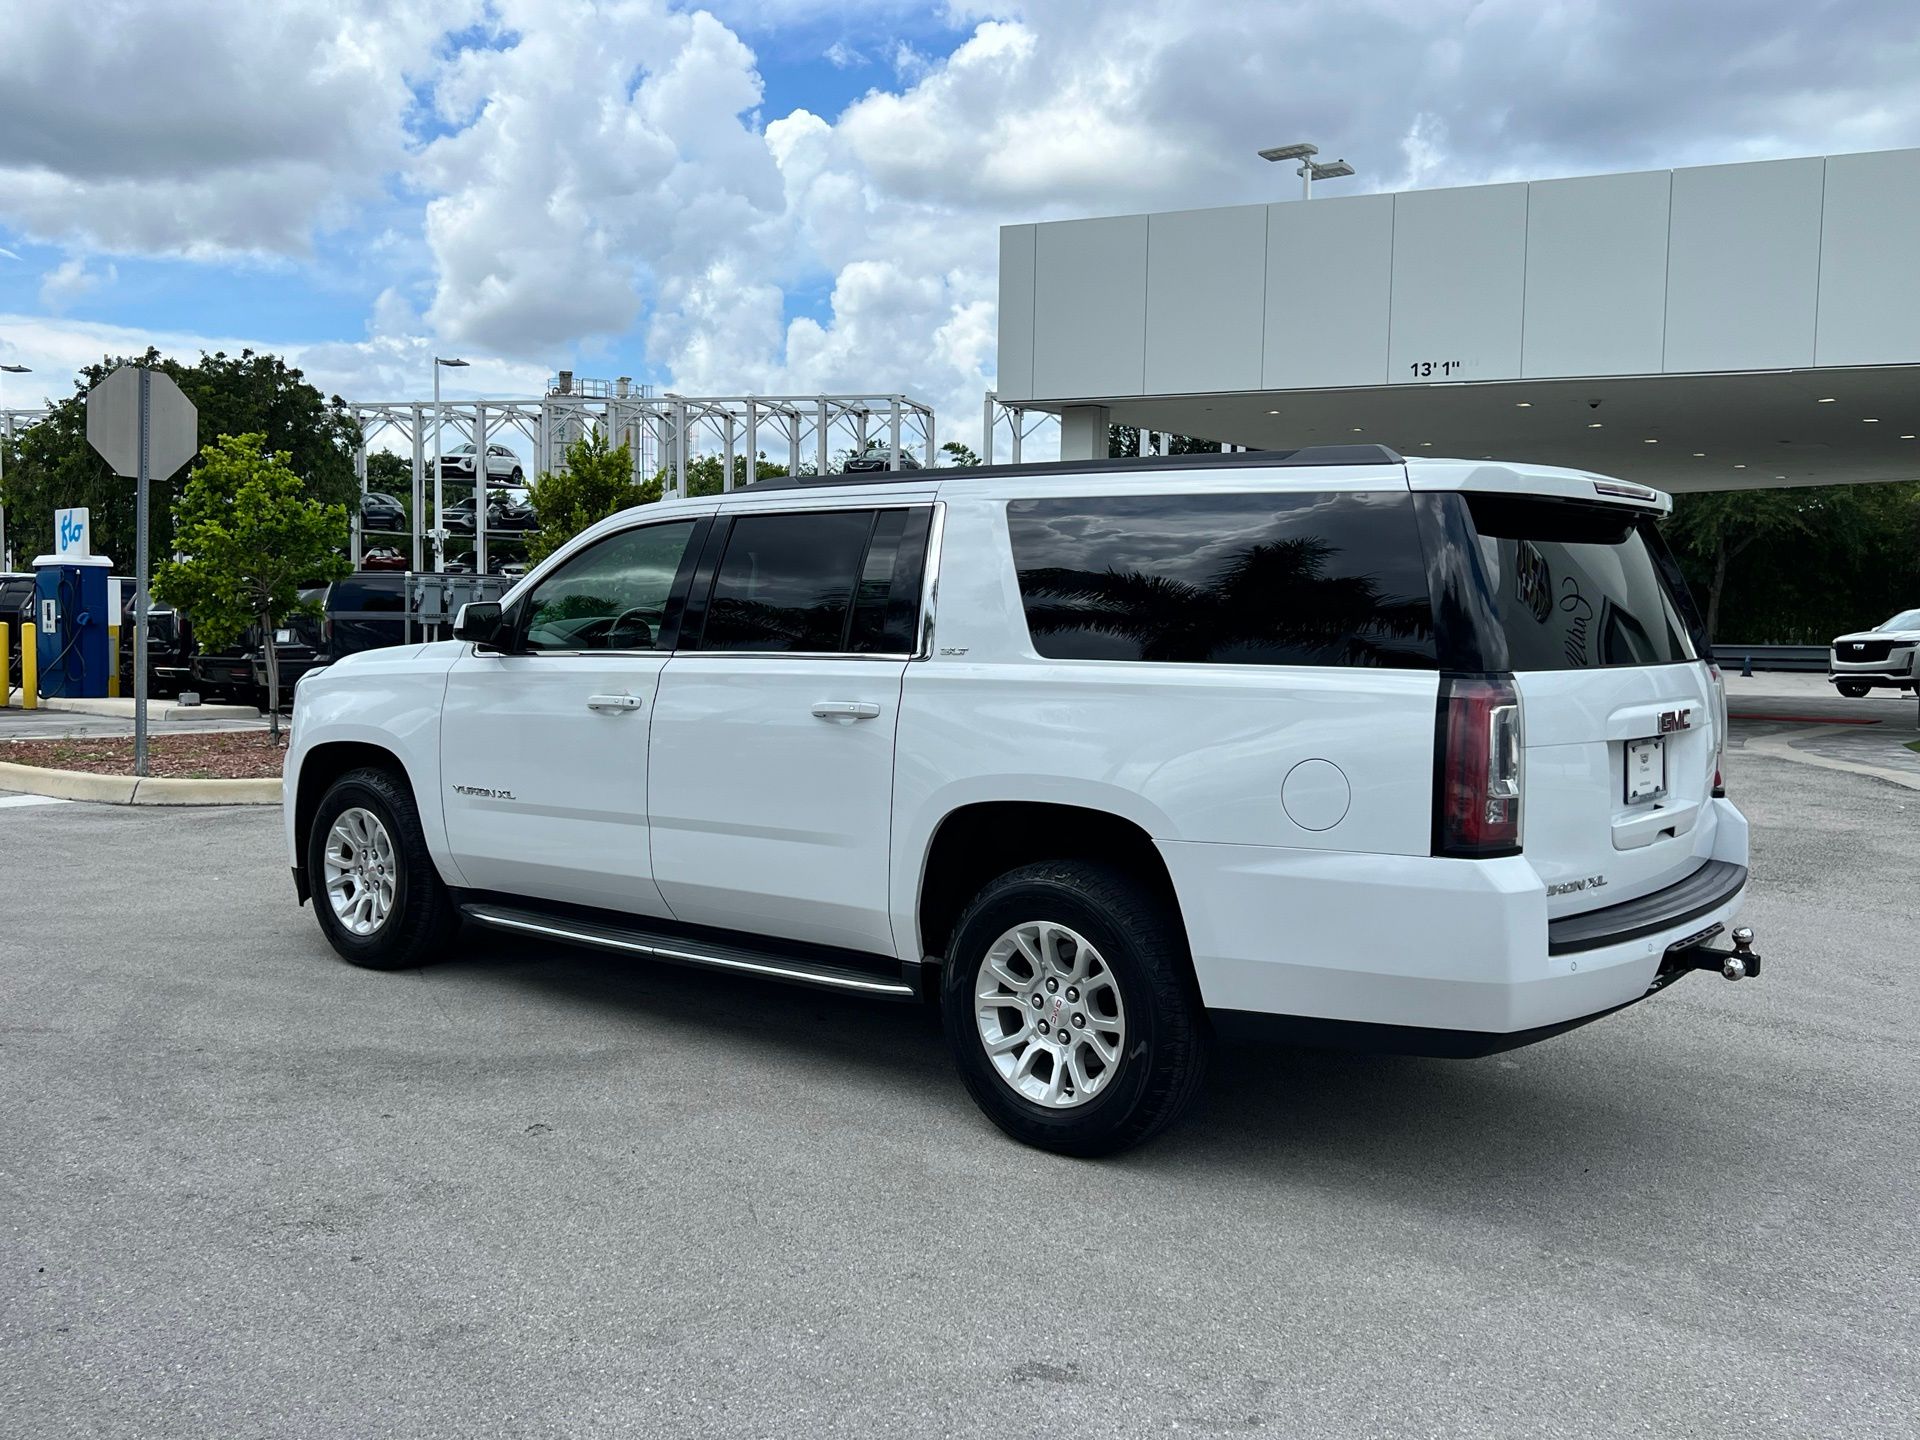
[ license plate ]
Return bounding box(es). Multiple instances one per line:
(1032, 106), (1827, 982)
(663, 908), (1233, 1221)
(1625, 736), (1666, 804)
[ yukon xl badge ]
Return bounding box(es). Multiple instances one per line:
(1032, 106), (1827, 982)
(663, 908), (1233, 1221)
(453, 784), (516, 801)
(1547, 875), (1609, 897)
(1657, 709), (1691, 734)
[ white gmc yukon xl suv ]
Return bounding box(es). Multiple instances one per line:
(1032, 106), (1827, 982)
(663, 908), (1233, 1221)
(285, 446), (1761, 1155)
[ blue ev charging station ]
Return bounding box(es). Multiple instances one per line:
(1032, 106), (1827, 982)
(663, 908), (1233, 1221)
(31, 552), (115, 698)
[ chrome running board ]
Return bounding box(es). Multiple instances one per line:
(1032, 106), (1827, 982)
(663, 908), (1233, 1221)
(461, 902), (917, 998)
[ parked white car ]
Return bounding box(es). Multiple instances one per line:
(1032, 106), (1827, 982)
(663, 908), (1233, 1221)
(1828, 608), (1920, 697)
(435, 442), (524, 484)
(284, 446), (1760, 1154)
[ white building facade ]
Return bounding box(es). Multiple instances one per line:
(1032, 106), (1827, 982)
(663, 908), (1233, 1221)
(997, 149), (1920, 491)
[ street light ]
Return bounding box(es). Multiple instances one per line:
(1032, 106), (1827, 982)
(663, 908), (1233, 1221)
(0, 365), (29, 570)
(432, 356), (468, 572)
(1259, 142), (1357, 199)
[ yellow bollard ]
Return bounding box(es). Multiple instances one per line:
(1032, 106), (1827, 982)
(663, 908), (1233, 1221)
(22, 622), (37, 710)
(109, 624), (121, 697)
(1, 621), (9, 707)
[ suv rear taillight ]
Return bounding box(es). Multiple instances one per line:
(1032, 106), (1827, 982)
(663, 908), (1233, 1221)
(1706, 661), (1728, 797)
(1434, 674), (1523, 858)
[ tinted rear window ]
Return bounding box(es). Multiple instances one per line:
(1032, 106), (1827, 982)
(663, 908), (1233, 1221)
(328, 578), (406, 612)
(1465, 496), (1697, 670)
(1005, 491), (1436, 668)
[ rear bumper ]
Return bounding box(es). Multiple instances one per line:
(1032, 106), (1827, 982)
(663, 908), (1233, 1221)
(1160, 798), (1752, 1045)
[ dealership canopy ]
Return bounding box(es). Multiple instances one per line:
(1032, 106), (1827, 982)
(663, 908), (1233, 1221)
(996, 148), (1920, 491)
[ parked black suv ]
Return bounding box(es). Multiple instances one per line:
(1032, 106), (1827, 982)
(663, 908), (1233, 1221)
(251, 589), (329, 705)
(113, 581), (196, 697)
(321, 572), (411, 660)
(192, 632), (265, 708)
(360, 492), (409, 533)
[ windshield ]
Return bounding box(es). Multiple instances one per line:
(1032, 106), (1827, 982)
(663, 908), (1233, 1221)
(1879, 609), (1920, 632)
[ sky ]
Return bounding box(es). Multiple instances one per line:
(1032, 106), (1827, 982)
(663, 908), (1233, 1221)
(3, 0), (1919, 455)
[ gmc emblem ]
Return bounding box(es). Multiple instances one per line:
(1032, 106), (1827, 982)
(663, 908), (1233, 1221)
(1658, 709), (1692, 734)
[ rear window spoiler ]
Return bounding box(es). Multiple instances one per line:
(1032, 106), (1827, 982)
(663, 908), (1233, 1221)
(1405, 460), (1671, 515)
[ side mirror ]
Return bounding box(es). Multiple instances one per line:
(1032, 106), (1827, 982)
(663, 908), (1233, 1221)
(453, 601), (507, 651)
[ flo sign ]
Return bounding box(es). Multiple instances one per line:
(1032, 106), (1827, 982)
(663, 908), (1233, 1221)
(55, 506), (91, 557)
(84, 365), (200, 776)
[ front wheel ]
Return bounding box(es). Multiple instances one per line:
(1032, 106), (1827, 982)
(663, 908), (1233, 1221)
(941, 860), (1209, 1157)
(1837, 682), (1870, 698)
(307, 766), (459, 970)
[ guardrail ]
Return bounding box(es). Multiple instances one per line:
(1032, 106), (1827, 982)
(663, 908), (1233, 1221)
(1711, 644), (1828, 674)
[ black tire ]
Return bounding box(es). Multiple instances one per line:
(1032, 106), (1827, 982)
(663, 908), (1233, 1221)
(940, 860), (1209, 1157)
(306, 766), (459, 970)
(509, 467), (523, 483)
(1837, 682), (1870, 698)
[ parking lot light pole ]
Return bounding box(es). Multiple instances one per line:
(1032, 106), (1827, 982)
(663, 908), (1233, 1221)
(1258, 142), (1356, 199)
(0, 365), (29, 571)
(432, 357), (468, 572)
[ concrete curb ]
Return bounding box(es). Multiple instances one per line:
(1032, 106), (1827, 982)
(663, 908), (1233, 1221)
(0, 761), (279, 806)
(1744, 725), (1920, 793)
(36, 696), (261, 722)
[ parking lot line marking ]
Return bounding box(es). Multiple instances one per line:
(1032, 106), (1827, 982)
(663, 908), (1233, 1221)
(0, 793), (73, 808)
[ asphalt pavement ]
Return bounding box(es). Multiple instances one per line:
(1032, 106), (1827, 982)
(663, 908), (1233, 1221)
(2, 737), (1915, 1438)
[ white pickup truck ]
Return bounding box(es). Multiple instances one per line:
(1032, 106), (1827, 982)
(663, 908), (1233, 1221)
(285, 446), (1761, 1155)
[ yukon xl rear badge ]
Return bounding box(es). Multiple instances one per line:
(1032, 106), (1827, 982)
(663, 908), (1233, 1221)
(1547, 875), (1609, 897)
(453, 784), (516, 801)
(1658, 710), (1692, 734)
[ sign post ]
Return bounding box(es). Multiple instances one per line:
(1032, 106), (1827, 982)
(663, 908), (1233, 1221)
(86, 366), (197, 776)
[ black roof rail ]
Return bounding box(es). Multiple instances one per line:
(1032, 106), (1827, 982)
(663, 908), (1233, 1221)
(742, 444), (1406, 491)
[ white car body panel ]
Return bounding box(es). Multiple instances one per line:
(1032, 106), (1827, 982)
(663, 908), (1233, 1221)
(283, 642), (461, 874)
(438, 648), (674, 914)
(650, 654), (907, 954)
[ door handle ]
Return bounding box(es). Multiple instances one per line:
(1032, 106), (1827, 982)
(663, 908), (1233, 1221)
(586, 693), (642, 712)
(811, 700), (882, 721)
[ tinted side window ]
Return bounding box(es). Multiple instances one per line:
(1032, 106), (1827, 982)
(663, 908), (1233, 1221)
(1006, 492), (1437, 668)
(1464, 496), (1696, 670)
(520, 520), (698, 652)
(701, 510), (877, 653)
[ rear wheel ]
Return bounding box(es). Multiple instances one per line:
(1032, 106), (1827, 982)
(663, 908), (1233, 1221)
(1837, 682), (1870, 698)
(941, 860), (1208, 1157)
(306, 766), (458, 970)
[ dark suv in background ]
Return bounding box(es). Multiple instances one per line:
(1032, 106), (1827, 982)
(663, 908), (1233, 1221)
(252, 589), (329, 703)
(321, 572), (411, 660)
(360, 492), (408, 533)
(113, 581), (195, 696)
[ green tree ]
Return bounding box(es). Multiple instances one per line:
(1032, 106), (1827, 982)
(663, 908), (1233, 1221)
(1666, 483), (1920, 641)
(941, 441), (982, 467)
(365, 450), (412, 509)
(0, 348), (359, 571)
(641, 453), (790, 502)
(1664, 489), (1819, 639)
(154, 433), (349, 739)
(524, 430), (643, 563)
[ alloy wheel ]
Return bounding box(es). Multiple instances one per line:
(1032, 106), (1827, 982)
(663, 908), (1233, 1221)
(322, 806), (398, 937)
(974, 921), (1128, 1109)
